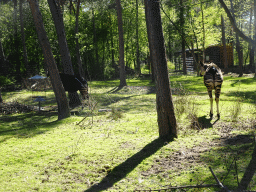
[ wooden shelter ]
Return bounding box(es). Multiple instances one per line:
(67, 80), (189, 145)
(205, 44), (233, 68)
(174, 43), (234, 72)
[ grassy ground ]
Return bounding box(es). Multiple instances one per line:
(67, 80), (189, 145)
(0, 73), (256, 191)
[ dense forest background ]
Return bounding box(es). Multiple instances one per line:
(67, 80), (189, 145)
(0, 0), (255, 83)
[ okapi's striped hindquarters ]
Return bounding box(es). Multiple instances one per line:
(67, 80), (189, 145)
(200, 62), (223, 119)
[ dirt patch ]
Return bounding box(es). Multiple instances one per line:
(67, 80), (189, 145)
(140, 121), (255, 182)
(0, 102), (37, 115)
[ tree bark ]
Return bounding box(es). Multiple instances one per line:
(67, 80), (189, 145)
(116, 0), (127, 87)
(75, 0), (85, 79)
(249, 6), (254, 68)
(28, 0), (70, 120)
(180, 0), (187, 74)
(145, 0), (177, 140)
(254, 0), (256, 77)
(230, 0), (243, 77)
(47, 0), (81, 107)
(0, 90), (2, 103)
(92, 9), (101, 78)
(13, 0), (21, 81)
(144, 0), (155, 82)
(135, 0), (140, 75)
(201, 0), (205, 63)
(221, 15), (228, 73)
(19, 0), (29, 77)
(0, 37), (5, 67)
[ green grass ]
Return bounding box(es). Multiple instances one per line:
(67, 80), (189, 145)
(0, 74), (256, 191)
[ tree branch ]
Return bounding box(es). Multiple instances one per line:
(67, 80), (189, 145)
(218, 0), (256, 48)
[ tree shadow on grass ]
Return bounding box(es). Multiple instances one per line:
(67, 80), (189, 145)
(84, 138), (168, 192)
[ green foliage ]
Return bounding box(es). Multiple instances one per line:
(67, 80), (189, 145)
(0, 76), (15, 87)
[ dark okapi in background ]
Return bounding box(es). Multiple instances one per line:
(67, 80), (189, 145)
(58, 73), (88, 100)
(200, 62), (223, 119)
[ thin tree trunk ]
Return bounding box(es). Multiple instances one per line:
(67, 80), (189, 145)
(75, 0), (85, 79)
(109, 13), (115, 67)
(254, 0), (256, 77)
(230, 0), (243, 77)
(14, 0), (21, 81)
(28, 0), (70, 120)
(221, 15), (228, 73)
(47, 0), (81, 107)
(92, 9), (100, 78)
(116, 0), (127, 87)
(144, 0), (155, 82)
(0, 37), (5, 66)
(249, 6), (254, 68)
(20, 0), (29, 77)
(180, 0), (186, 74)
(201, 0), (205, 63)
(145, 0), (177, 140)
(135, 0), (140, 75)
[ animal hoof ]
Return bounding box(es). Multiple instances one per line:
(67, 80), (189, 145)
(210, 112), (213, 119)
(217, 114), (220, 119)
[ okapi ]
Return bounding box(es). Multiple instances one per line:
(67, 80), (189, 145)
(58, 73), (88, 100)
(200, 62), (223, 119)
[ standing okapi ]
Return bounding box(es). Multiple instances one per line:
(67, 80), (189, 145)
(200, 61), (223, 119)
(59, 73), (88, 100)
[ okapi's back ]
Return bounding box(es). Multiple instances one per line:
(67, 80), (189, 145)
(203, 63), (223, 90)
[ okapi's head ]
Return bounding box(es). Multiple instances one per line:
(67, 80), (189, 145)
(58, 73), (89, 100)
(199, 61), (208, 76)
(76, 76), (89, 100)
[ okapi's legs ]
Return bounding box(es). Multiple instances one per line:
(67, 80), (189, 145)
(208, 90), (213, 118)
(216, 98), (220, 119)
(215, 87), (221, 119)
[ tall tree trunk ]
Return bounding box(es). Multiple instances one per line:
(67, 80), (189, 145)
(221, 15), (228, 73)
(135, 0), (140, 75)
(230, 0), (243, 77)
(201, 0), (205, 63)
(249, 6), (254, 68)
(180, 0), (186, 74)
(116, 0), (127, 87)
(28, 0), (70, 120)
(13, 0), (21, 81)
(0, 37), (5, 67)
(109, 13), (115, 67)
(47, 0), (81, 108)
(144, 0), (155, 82)
(254, 0), (256, 77)
(92, 9), (100, 78)
(145, 0), (177, 140)
(75, 0), (85, 79)
(19, 0), (29, 77)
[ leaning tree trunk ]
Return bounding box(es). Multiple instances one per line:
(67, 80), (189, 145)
(116, 0), (127, 87)
(145, 0), (177, 140)
(28, 0), (70, 120)
(47, 0), (81, 108)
